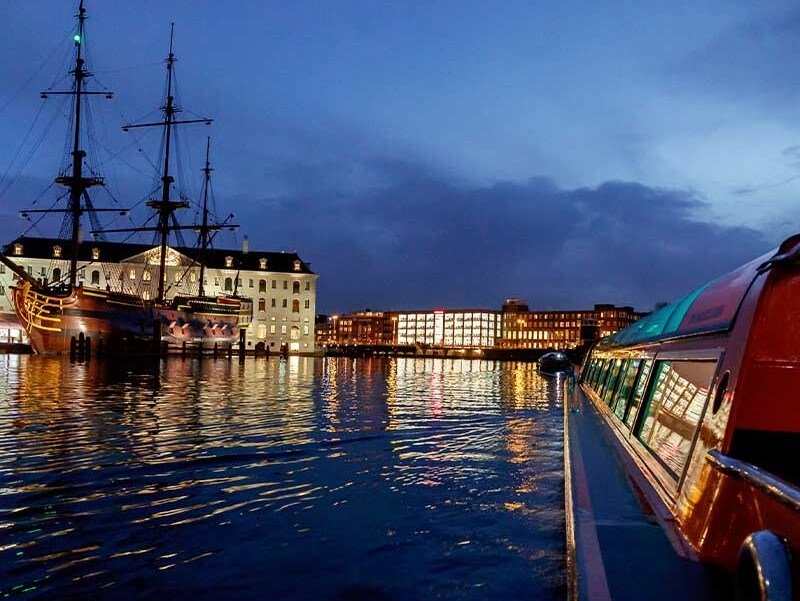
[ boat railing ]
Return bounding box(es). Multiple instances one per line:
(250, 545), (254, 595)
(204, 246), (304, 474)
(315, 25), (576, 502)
(707, 450), (800, 512)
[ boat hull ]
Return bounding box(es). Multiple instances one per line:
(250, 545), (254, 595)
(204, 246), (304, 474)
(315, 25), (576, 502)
(12, 281), (249, 355)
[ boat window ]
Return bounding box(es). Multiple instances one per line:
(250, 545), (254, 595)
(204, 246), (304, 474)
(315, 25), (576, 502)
(635, 360), (717, 477)
(599, 359), (620, 399)
(589, 358), (605, 387)
(601, 359), (624, 404)
(612, 360), (641, 420)
(623, 360), (653, 429)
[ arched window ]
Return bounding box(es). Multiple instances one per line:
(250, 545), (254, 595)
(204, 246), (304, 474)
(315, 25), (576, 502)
(292, 299), (300, 313)
(259, 279), (266, 292)
(224, 277), (233, 291)
(258, 299), (266, 311)
(292, 281), (300, 294)
(257, 324), (267, 339)
(290, 325), (300, 340)
(52, 267), (62, 282)
(143, 271), (152, 282)
(90, 270), (100, 286)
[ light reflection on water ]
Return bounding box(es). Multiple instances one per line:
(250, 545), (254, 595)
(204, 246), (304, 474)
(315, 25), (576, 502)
(0, 355), (564, 599)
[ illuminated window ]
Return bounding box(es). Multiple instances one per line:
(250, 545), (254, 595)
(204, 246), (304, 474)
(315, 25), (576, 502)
(143, 271), (152, 282)
(91, 247), (100, 260)
(190, 271), (197, 283)
(52, 245), (62, 258)
(293, 260), (301, 271)
(225, 256), (233, 268)
(257, 324), (267, 339)
(174, 271), (181, 282)
(142, 289), (150, 300)
(270, 324), (276, 334)
(13, 244), (22, 256)
(281, 325), (287, 334)
(259, 258), (267, 270)
(303, 325), (310, 335)
(129, 269), (136, 280)
(290, 326), (300, 340)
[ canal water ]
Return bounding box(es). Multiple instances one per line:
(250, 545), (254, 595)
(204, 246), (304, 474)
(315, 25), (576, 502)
(0, 356), (565, 600)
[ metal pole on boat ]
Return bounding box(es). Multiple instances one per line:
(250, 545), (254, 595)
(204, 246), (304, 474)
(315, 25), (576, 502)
(239, 329), (246, 363)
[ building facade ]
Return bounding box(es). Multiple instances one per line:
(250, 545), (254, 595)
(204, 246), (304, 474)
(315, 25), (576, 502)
(496, 298), (641, 350)
(395, 310), (503, 348)
(323, 311), (396, 346)
(1, 237), (319, 354)
(316, 300), (642, 351)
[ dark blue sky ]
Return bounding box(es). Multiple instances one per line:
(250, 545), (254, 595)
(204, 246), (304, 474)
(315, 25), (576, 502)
(0, 1), (798, 313)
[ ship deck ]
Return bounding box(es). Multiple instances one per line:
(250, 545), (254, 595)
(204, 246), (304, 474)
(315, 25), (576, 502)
(565, 384), (732, 600)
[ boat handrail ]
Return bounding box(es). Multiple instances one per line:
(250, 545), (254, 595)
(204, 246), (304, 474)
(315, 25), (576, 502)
(707, 450), (800, 512)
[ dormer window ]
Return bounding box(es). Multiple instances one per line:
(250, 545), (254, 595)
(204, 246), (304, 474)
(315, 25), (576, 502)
(293, 260), (301, 272)
(52, 245), (62, 258)
(91, 247), (100, 260)
(225, 256), (234, 268)
(259, 257), (267, 270)
(13, 244), (22, 256)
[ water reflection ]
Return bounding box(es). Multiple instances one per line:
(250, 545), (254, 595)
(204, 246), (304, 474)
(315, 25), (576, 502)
(0, 355), (564, 600)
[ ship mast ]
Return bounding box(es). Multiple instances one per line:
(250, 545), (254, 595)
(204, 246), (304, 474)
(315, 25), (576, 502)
(118, 24), (212, 305)
(20, 0), (115, 288)
(198, 137), (212, 297)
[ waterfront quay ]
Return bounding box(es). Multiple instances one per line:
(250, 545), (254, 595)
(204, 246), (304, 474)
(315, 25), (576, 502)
(0, 355), (565, 599)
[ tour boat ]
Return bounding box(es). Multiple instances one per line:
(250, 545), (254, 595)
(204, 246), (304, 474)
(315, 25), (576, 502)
(0, 1), (252, 354)
(573, 234), (800, 598)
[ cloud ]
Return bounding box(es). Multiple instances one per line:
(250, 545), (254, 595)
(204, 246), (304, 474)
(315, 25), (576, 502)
(227, 159), (771, 314)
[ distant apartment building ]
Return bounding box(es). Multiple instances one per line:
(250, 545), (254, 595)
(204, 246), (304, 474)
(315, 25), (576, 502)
(317, 300), (641, 351)
(322, 311), (396, 346)
(1, 237), (319, 354)
(496, 298), (641, 350)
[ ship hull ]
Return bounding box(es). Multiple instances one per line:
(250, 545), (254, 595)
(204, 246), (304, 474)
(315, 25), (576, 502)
(12, 282), (249, 355)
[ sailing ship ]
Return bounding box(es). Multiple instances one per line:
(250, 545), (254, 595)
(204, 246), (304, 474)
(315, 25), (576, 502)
(0, 1), (252, 354)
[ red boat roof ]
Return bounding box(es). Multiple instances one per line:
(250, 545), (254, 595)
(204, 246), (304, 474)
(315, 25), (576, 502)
(601, 240), (793, 348)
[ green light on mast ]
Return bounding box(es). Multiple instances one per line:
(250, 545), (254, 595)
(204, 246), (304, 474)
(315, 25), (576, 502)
(73, 34), (81, 43)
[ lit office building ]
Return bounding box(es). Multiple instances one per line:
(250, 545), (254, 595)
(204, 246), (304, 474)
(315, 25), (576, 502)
(396, 310), (502, 348)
